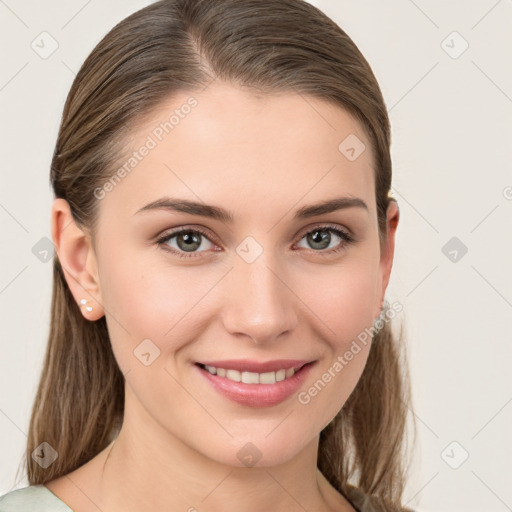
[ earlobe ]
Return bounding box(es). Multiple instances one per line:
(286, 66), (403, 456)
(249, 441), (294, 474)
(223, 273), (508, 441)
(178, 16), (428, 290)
(51, 198), (105, 321)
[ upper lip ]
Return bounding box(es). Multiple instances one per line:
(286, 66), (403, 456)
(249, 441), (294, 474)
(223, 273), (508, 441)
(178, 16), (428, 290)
(196, 359), (313, 373)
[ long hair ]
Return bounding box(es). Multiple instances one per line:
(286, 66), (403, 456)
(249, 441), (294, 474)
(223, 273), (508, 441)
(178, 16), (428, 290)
(21, 0), (414, 507)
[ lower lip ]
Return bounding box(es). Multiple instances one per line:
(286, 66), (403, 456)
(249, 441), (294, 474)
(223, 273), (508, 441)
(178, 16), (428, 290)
(195, 362), (316, 408)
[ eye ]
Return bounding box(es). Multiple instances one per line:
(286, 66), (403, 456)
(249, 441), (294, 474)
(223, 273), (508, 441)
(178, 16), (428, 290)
(156, 223), (355, 259)
(295, 224), (354, 255)
(156, 227), (217, 259)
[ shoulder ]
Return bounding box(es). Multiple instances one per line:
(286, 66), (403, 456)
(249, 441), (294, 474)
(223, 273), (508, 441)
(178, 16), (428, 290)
(0, 484), (73, 512)
(343, 485), (415, 512)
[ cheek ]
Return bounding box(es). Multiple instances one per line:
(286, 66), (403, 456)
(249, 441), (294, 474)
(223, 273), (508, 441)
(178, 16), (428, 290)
(98, 247), (222, 371)
(292, 255), (380, 426)
(299, 253), (381, 346)
(99, 263), (204, 423)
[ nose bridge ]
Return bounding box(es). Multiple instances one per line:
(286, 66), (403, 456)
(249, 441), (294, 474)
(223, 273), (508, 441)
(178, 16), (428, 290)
(221, 242), (297, 343)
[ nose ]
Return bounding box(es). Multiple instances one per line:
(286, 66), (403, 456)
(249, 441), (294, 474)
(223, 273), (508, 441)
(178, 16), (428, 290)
(221, 251), (298, 345)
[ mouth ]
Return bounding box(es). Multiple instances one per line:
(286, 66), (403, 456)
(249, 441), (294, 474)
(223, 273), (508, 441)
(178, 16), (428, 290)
(194, 359), (316, 407)
(196, 361), (310, 384)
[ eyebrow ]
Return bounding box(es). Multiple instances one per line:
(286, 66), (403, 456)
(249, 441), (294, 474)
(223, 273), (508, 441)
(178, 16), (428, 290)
(134, 196), (368, 222)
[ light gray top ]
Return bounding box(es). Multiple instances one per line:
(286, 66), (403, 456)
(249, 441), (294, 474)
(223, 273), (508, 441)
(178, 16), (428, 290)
(0, 483), (412, 511)
(0, 485), (73, 512)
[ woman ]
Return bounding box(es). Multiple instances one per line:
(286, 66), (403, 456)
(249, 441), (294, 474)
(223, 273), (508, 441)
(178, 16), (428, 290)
(0, 0), (413, 510)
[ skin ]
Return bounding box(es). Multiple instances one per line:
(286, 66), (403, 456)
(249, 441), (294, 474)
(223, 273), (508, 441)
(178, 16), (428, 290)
(46, 82), (399, 512)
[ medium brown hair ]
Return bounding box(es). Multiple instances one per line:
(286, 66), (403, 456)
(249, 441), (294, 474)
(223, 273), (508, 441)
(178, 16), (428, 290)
(21, 0), (414, 508)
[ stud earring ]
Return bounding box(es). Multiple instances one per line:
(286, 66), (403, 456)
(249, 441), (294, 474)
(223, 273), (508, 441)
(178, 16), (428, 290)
(80, 298), (93, 312)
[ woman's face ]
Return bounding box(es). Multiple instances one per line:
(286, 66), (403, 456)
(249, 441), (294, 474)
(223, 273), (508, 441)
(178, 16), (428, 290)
(77, 82), (396, 466)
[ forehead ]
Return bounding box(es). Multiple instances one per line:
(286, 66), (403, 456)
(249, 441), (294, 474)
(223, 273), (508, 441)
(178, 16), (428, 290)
(98, 82), (376, 222)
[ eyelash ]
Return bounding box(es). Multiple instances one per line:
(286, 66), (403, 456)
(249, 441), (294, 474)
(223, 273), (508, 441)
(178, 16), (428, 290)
(155, 224), (355, 260)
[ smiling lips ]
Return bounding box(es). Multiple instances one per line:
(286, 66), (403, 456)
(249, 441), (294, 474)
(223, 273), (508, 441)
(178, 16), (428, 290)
(195, 359), (316, 407)
(198, 358), (308, 384)
(202, 364), (296, 384)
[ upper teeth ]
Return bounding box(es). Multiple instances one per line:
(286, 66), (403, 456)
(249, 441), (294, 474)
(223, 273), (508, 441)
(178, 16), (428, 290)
(203, 365), (296, 384)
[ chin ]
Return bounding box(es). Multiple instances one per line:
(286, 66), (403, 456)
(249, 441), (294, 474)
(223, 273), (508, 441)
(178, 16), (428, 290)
(197, 425), (319, 469)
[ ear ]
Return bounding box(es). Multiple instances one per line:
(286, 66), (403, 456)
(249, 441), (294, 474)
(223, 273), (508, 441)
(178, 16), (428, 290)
(374, 199), (400, 319)
(51, 198), (105, 321)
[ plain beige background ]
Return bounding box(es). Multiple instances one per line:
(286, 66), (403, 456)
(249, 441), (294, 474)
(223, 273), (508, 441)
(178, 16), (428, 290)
(1, 1), (511, 511)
